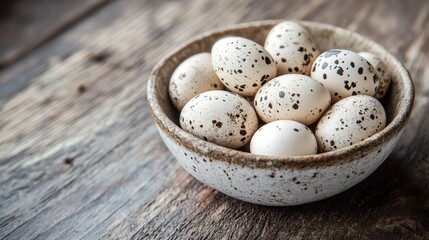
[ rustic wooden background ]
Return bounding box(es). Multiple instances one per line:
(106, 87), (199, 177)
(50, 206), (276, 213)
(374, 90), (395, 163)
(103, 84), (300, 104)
(0, 0), (428, 239)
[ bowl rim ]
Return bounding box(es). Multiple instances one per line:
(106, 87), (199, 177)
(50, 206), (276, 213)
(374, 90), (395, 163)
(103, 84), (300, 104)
(147, 20), (414, 170)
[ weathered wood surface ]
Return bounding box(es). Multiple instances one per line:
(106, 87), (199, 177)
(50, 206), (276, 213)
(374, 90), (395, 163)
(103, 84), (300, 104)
(0, 0), (428, 239)
(0, 0), (111, 69)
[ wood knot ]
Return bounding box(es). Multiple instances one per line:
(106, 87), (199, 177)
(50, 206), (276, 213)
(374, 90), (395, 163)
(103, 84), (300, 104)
(64, 157), (74, 166)
(89, 50), (111, 63)
(77, 84), (87, 94)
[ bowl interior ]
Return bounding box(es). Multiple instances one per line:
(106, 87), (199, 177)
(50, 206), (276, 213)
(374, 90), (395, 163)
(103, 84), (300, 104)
(148, 20), (414, 169)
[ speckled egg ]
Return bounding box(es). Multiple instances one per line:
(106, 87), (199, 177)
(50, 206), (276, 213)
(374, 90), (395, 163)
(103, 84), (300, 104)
(169, 53), (224, 110)
(315, 95), (386, 152)
(253, 74), (331, 125)
(264, 21), (320, 75)
(180, 90), (259, 149)
(250, 120), (318, 156)
(311, 49), (379, 103)
(359, 52), (391, 100)
(211, 37), (277, 96)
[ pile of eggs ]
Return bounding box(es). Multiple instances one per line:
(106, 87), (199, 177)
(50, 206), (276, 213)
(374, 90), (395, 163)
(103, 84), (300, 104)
(169, 21), (390, 157)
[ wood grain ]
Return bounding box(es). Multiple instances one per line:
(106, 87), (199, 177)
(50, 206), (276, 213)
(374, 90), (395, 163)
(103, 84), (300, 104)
(0, 0), (429, 239)
(0, 0), (112, 69)
(0, 0), (113, 106)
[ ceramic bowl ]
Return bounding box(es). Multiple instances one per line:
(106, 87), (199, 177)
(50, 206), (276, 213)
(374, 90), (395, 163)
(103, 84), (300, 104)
(147, 20), (414, 206)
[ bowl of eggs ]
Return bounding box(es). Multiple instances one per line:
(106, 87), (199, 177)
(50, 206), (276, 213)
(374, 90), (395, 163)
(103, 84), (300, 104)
(147, 20), (414, 206)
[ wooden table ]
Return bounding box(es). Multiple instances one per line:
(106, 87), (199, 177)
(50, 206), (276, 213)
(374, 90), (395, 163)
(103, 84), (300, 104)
(1, 0), (428, 239)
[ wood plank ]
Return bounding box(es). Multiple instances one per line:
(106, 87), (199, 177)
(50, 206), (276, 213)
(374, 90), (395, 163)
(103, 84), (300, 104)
(0, 0), (428, 239)
(0, 0), (112, 107)
(0, 0), (112, 69)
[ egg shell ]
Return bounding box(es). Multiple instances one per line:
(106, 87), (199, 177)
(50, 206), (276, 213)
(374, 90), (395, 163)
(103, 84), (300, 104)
(315, 95), (386, 152)
(250, 120), (318, 157)
(180, 90), (259, 149)
(264, 21), (320, 75)
(211, 36), (277, 96)
(169, 53), (224, 110)
(311, 49), (379, 103)
(253, 74), (331, 125)
(359, 52), (391, 100)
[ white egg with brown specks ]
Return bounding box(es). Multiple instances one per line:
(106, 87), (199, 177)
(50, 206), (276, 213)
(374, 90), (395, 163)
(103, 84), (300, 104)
(311, 49), (379, 103)
(359, 52), (391, 100)
(211, 37), (277, 96)
(315, 95), (386, 152)
(169, 53), (224, 110)
(180, 90), (259, 149)
(265, 21), (320, 75)
(253, 74), (331, 125)
(250, 120), (318, 157)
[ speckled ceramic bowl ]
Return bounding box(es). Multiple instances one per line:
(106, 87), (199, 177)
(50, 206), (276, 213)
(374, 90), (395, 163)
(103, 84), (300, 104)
(147, 20), (414, 206)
